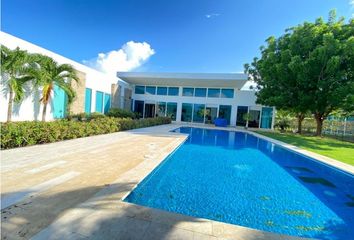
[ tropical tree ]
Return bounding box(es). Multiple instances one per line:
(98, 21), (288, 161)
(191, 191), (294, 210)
(28, 54), (79, 121)
(245, 10), (354, 136)
(1, 45), (33, 122)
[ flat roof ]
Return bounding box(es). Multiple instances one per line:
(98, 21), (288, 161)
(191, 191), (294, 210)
(117, 72), (248, 88)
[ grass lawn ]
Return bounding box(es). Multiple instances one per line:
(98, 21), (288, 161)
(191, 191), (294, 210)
(254, 131), (354, 166)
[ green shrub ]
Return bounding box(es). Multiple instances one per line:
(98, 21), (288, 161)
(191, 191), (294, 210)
(107, 108), (136, 119)
(0, 117), (171, 149)
(275, 111), (291, 132)
(88, 112), (106, 120)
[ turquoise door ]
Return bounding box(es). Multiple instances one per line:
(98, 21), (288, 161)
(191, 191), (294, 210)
(261, 107), (273, 129)
(104, 93), (111, 113)
(95, 91), (104, 113)
(53, 85), (67, 119)
(85, 88), (92, 114)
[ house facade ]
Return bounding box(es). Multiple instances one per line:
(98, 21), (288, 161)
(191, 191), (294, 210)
(117, 72), (275, 129)
(0, 32), (274, 129)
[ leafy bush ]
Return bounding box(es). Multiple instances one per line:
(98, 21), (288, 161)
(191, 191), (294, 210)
(0, 117), (171, 149)
(106, 108), (136, 119)
(275, 111), (291, 132)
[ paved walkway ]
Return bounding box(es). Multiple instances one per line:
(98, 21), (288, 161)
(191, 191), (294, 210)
(1, 124), (306, 240)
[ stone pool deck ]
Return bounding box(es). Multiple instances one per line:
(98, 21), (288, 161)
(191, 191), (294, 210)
(2, 124), (310, 240)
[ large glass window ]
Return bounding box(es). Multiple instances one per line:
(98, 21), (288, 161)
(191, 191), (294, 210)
(219, 105), (232, 124)
(261, 107), (273, 129)
(236, 106), (248, 126)
(168, 87), (179, 96)
(144, 103), (155, 118)
(195, 88), (207, 97)
(135, 85), (145, 94)
(146, 86), (156, 95)
(182, 87), (194, 97)
(208, 88), (220, 98)
(166, 102), (177, 121)
(157, 87), (167, 95)
(205, 107), (218, 124)
(134, 100), (144, 118)
(249, 110), (260, 128)
(157, 102), (166, 117)
(221, 89), (234, 98)
(181, 103), (193, 122)
(193, 104), (205, 123)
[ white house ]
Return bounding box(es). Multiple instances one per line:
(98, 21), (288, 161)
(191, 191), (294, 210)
(117, 72), (275, 129)
(0, 32), (275, 129)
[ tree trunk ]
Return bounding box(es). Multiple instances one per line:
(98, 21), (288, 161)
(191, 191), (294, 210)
(314, 113), (324, 136)
(42, 103), (47, 122)
(7, 89), (14, 122)
(296, 113), (305, 134)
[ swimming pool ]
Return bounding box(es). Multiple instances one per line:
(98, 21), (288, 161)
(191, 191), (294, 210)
(124, 127), (354, 239)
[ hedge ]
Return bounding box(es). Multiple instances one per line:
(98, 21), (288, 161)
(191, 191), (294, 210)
(106, 108), (137, 119)
(0, 117), (171, 149)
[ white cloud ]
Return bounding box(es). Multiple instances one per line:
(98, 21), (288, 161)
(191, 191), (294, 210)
(350, 0), (354, 6)
(83, 41), (155, 75)
(205, 13), (220, 19)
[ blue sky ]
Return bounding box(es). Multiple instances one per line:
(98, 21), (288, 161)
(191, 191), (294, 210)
(2, 0), (353, 74)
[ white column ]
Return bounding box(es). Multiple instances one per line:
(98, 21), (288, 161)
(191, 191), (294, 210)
(230, 105), (237, 127)
(176, 101), (182, 123)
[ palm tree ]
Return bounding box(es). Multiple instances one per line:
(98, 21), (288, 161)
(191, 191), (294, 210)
(1, 45), (33, 122)
(28, 54), (79, 121)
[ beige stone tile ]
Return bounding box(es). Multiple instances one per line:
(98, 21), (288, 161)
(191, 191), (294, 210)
(143, 222), (194, 240)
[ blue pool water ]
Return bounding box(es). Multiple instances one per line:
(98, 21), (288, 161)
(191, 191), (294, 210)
(124, 127), (354, 239)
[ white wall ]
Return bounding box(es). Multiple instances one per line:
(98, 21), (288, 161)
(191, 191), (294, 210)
(0, 31), (122, 121)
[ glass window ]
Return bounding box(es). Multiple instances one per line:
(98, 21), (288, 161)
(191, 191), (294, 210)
(134, 100), (144, 118)
(195, 88), (207, 97)
(261, 107), (273, 129)
(193, 104), (205, 123)
(181, 103), (193, 122)
(236, 106), (248, 126)
(182, 87), (194, 97)
(166, 102), (177, 121)
(168, 87), (179, 96)
(248, 110), (260, 128)
(157, 102), (166, 117)
(219, 105), (232, 124)
(146, 86), (156, 95)
(207, 88), (220, 98)
(221, 89), (234, 98)
(135, 85), (145, 94)
(157, 87), (167, 95)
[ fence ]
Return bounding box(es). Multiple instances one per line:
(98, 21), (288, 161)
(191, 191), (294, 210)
(287, 117), (354, 142)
